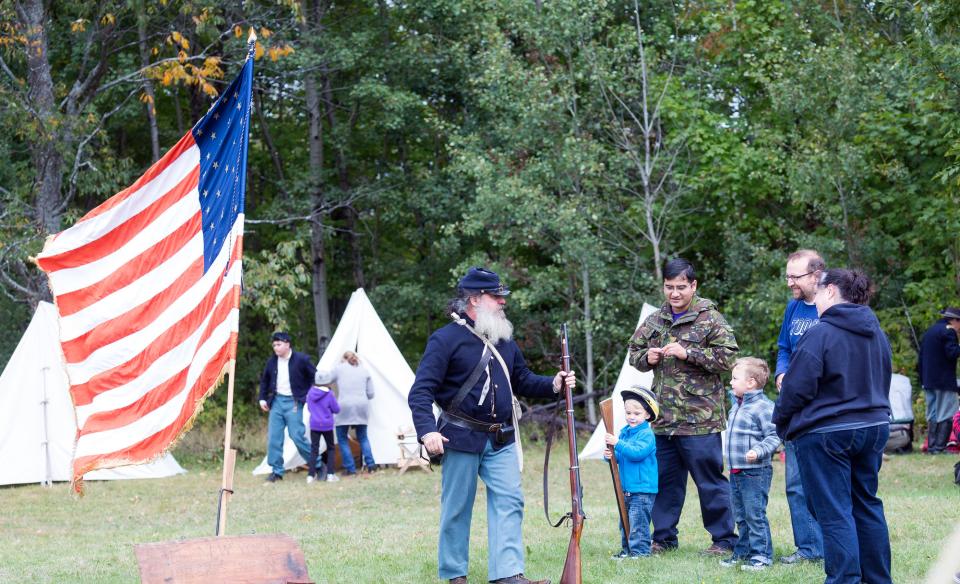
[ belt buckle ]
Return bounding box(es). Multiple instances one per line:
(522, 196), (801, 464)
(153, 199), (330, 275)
(488, 424), (501, 433)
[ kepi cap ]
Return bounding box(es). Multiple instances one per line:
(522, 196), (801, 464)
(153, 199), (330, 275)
(621, 385), (659, 423)
(941, 307), (960, 320)
(458, 266), (510, 296)
(272, 331), (292, 343)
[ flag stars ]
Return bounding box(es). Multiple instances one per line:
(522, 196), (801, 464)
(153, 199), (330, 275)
(205, 153), (211, 160)
(197, 128), (203, 136)
(212, 161), (219, 170)
(203, 189), (209, 197)
(214, 112), (220, 120)
(211, 131), (217, 140)
(216, 189), (222, 198)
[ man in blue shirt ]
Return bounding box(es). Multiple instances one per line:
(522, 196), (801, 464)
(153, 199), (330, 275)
(774, 250), (824, 564)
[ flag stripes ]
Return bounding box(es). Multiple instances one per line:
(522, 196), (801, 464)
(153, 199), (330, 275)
(36, 51), (253, 491)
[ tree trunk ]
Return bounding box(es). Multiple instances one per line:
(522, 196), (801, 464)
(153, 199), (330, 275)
(582, 266), (597, 425)
(17, 0), (63, 234)
(303, 0), (332, 353)
(137, 8), (160, 162)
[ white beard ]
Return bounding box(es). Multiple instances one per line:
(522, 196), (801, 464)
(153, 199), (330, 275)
(474, 303), (513, 343)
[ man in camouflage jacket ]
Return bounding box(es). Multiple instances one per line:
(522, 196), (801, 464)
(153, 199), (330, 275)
(628, 258), (739, 554)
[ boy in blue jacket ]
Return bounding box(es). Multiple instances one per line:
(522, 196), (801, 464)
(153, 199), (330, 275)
(604, 386), (659, 558)
(721, 357), (781, 571)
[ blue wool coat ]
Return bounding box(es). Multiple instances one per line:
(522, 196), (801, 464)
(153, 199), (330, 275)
(408, 316), (556, 453)
(258, 350), (317, 406)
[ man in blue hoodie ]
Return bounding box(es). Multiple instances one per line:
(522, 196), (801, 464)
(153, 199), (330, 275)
(774, 269), (893, 584)
(773, 249), (824, 565)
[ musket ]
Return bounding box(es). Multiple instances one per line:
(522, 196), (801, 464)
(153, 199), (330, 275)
(559, 323), (584, 584)
(600, 398), (630, 538)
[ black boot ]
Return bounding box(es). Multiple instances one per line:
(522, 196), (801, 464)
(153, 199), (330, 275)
(317, 462), (328, 482)
(935, 420), (954, 454)
(928, 421), (944, 454)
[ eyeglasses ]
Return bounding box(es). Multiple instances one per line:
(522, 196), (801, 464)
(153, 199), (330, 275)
(785, 271), (815, 283)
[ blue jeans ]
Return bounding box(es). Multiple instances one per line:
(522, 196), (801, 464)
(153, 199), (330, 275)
(438, 441), (524, 581)
(785, 440), (823, 558)
(730, 467), (773, 564)
(620, 492), (655, 556)
(267, 395), (312, 476)
(336, 424), (375, 473)
(795, 425), (892, 584)
(652, 433), (736, 549)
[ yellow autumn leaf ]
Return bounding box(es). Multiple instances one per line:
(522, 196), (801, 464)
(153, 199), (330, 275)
(260, 27), (272, 39)
(100, 13), (115, 26)
(178, 50), (187, 63)
(254, 41), (264, 60)
(70, 19), (87, 33)
(234, 25), (243, 38)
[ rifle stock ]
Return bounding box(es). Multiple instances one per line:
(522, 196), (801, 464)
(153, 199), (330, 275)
(559, 324), (584, 584)
(600, 398), (630, 537)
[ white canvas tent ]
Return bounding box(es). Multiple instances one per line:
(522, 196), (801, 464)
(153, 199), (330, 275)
(0, 302), (186, 486)
(580, 303), (658, 460)
(253, 288), (416, 474)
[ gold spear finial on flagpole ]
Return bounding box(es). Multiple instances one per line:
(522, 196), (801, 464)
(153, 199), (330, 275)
(248, 28), (257, 44)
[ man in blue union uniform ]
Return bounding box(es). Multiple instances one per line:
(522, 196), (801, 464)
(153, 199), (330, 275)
(408, 267), (576, 584)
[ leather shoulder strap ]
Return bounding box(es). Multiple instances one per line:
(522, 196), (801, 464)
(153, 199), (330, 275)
(447, 347), (493, 414)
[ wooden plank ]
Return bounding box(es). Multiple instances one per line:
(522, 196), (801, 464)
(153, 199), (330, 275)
(136, 534), (313, 584)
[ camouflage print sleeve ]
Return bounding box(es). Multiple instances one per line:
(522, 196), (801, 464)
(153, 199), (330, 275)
(684, 311), (739, 374)
(628, 322), (655, 373)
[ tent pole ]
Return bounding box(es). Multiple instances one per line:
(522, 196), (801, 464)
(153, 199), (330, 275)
(40, 365), (52, 487)
(216, 358), (238, 536)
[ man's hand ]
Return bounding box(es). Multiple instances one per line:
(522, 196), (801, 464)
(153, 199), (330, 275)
(745, 449), (758, 463)
(661, 342), (688, 360)
(259, 399), (269, 412)
(553, 370), (577, 393)
(421, 432), (449, 456)
(646, 347), (664, 366)
(776, 373), (785, 391)
(604, 432), (618, 447)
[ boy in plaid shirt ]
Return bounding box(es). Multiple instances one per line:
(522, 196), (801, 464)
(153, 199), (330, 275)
(720, 357), (781, 571)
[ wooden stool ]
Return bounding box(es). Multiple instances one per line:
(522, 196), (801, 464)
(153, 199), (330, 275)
(135, 534), (313, 584)
(396, 425), (431, 475)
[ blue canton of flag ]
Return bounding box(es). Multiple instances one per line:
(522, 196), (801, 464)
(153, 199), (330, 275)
(193, 52), (252, 272)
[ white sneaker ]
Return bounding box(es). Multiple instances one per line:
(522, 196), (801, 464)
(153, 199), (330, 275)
(326, 473), (340, 482)
(306, 475), (315, 484)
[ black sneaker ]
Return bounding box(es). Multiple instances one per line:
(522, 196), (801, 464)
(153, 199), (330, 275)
(264, 472), (283, 484)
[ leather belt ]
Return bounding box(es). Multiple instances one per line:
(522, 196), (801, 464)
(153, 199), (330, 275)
(440, 411), (511, 434)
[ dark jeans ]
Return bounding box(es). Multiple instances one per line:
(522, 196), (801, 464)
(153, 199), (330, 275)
(652, 433), (736, 549)
(730, 466), (773, 564)
(795, 425), (892, 584)
(620, 492), (655, 556)
(308, 429), (335, 477)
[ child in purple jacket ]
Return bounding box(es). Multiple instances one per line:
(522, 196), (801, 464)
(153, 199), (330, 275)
(307, 375), (341, 483)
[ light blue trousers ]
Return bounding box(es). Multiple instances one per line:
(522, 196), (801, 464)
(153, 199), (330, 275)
(438, 441), (524, 581)
(267, 394), (312, 476)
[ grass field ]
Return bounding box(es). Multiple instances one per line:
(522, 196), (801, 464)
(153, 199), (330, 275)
(1, 437), (958, 583)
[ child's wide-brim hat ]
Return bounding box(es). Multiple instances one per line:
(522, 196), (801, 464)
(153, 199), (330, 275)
(621, 386), (659, 422)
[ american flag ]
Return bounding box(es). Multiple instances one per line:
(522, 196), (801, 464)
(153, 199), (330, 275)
(35, 48), (254, 492)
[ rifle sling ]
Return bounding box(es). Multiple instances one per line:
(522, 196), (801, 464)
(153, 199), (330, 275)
(542, 392), (572, 528)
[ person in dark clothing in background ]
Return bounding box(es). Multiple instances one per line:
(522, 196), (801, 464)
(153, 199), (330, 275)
(918, 307), (960, 454)
(773, 269), (893, 584)
(258, 331), (317, 483)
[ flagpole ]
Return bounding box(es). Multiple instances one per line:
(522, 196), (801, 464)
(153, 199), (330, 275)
(216, 30), (256, 536)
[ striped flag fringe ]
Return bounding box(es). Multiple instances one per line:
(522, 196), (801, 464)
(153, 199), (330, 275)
(36, 46), (255, 494)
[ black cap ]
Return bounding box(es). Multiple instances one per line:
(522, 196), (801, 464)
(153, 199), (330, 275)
(458, 267), (510, 296)
(272, 331), (292, 343)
